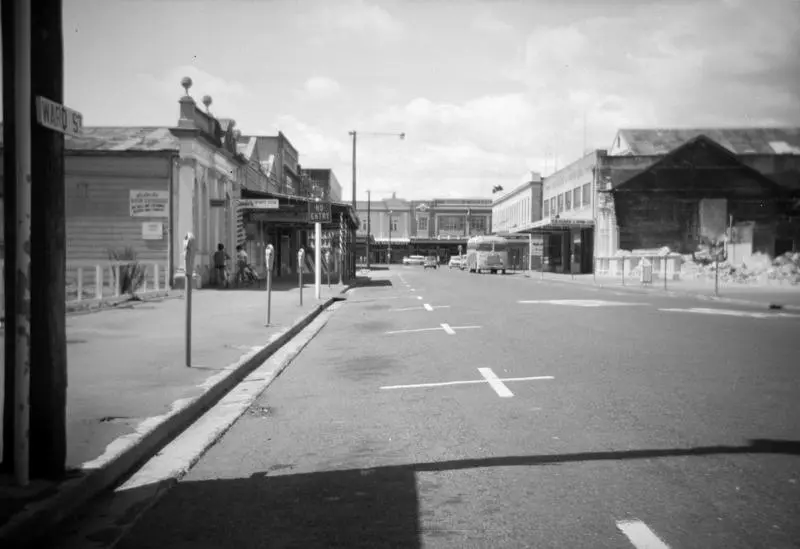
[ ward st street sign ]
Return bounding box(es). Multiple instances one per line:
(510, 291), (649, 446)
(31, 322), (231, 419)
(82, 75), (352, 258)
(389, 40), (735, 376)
(36, 96), (83, 137)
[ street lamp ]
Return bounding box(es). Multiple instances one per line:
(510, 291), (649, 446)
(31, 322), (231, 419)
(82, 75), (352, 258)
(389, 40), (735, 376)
(349, 130), (405, 218)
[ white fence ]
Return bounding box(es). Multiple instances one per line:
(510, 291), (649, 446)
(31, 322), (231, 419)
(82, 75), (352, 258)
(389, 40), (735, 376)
(594, 255), (683, 280)
(0, 260), (170, 316)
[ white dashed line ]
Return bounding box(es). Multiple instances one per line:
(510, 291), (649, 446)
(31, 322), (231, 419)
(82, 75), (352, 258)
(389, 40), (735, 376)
(423, 303), (433, 311)
(616, 519), (670, 549)
(478, 367), (513, 397)
(440, 323), (456, 335)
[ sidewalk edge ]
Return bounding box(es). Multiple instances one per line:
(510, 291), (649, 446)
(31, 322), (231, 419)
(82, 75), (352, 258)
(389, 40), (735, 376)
(522, 273), (800, 311)
(0, 292), (347, 548)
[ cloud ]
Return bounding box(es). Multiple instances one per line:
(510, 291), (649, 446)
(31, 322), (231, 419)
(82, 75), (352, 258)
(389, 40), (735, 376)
(471, 9), (514, 34)
(303, 76), (342, 98)
(299, 0), (404, 40)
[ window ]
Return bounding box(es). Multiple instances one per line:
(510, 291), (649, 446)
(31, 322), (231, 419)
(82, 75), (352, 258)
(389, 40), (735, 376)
(582, 183), (591, 206)
(438, 215), (465, 234)
(390, 217), (398, 231)
(557, 194), (564, 213)
(543, 200), (550, 217)
(470, 216), (487, 234)
(565, 191), (572, 210)
(417, 216), (428, 232)
(550, 197), (556, 215)
(573, 188), (581, 208)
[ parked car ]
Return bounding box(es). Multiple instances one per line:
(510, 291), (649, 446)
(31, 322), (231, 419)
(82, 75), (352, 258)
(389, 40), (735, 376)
(423, 256), (438, 270)
(448, 255), (463, 269)
(403, 255), (426, 266)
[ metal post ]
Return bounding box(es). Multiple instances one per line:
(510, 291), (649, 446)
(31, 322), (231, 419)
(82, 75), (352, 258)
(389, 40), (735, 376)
(184, 233), (195, 367)
(264, 244), (273, 326)
(388, 209), (392, 265)
(351, 131), (357, 214)
(315, 218), (322, 300)
(13, 0), (32, 486)
(663, 256), (667, 291)
(714, 246), (720, 297)
(366, 190), (371, 270)
(298, 248), (305, 305)
(528, 234), (532, 274)
(339, 212), (345, 286)
(621, 257), (626, 286)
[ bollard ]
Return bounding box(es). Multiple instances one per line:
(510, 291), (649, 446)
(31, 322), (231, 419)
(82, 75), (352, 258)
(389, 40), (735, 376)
(663, 256), (667, 291)
(298, 248), (305, 306)
(184, 232), (196, 367)
(265, 244), (274, 326)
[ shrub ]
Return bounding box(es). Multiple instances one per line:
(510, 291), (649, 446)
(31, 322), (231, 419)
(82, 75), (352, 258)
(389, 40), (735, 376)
(107, 246), (146, 297)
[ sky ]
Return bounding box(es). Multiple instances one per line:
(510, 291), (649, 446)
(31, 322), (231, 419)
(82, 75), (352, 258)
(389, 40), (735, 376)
(9, 0), (800, 200)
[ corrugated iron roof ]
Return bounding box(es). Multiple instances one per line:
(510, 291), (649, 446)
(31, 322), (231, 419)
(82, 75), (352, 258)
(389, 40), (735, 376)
(0, 124), (179, 152)
(616, 127), (800, 156)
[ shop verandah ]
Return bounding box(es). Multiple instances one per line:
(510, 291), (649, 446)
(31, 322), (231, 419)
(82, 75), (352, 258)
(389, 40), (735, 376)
(239, 189), (359, 282)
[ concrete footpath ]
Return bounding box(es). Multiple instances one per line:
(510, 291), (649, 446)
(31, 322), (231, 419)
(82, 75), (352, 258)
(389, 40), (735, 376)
(0, 276), (361, 547)
(520, 271), (800, 310)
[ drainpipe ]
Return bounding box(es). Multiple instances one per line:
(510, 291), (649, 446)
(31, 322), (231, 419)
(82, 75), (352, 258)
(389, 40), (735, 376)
(168, 154), (177, 289)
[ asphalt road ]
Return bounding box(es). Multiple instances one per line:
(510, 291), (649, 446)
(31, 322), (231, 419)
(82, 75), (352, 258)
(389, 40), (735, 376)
(112, 266), (800, 549)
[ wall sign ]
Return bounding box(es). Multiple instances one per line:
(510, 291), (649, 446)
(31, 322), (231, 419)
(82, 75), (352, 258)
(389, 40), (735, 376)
(130, 190), (169, 218)
(142, 222), (164, 240)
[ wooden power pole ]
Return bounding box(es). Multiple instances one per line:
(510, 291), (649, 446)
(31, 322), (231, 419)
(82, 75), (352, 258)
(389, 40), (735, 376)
(1, 0), (19, 474)
(29, 0), (68, 479)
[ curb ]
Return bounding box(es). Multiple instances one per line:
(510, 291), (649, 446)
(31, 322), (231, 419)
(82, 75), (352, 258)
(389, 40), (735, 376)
(0, 286), (353, 548)
(521, 274), (800, 312)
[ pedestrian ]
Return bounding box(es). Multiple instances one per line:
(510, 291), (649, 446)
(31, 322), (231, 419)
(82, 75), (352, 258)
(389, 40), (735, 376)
(213, 243), (230, 288)
(236, 245), (249, 284)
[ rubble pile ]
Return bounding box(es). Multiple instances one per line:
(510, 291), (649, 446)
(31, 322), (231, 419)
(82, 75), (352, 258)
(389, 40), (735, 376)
(679, 250), (800, 284)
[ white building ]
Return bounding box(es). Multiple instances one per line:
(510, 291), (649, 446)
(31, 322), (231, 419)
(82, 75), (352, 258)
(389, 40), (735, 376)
(491, 171), (544, 234)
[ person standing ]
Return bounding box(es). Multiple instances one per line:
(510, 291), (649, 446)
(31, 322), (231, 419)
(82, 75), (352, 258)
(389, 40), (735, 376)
(212, 243), (230, 288)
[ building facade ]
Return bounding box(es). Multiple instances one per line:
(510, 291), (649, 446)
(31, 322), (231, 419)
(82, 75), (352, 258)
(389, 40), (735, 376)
(301, 168), (343, 202)
(354, 193), (493, 263)
(491, 172), (544, 234)
(598, 128), (800, 273)
(526, 150), (602, 274)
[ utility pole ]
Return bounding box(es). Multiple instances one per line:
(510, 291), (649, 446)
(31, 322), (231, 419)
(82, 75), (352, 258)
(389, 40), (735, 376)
(349, 131), (357, 212)
(29, 0), (68, 478)
(366, 190), (371, 270)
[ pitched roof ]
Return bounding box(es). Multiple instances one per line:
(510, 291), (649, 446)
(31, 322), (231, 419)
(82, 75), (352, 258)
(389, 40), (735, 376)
(614, 127), (800, 156)
(0, 124), (179, 152)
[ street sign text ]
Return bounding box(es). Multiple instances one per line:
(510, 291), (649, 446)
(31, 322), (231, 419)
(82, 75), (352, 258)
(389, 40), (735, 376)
(238, 199), (279, 210)
(309, 201), (332, 223)
(36, 96), (83, 136)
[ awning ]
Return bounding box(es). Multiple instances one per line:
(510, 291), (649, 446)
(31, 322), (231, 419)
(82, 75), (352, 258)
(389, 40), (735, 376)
(374, 237), (410, 244)
(525, 217), (595, 231)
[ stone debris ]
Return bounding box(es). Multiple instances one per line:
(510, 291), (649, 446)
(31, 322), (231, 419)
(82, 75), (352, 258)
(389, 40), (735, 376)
(680, 249), (800, 284)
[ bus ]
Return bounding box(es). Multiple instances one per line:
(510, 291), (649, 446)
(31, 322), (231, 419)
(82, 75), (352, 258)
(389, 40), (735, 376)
(465, 235), (509, 274)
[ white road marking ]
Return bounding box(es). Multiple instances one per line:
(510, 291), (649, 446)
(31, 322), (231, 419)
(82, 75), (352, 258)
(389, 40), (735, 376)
(478, 367), (514, 397)
(380, 374), (553, 392)
(385, 324), (481, 335)
(616, 519), (671, 549)
(660, 307), (800, 319)
(410, 288), (416, 292)
(423, 303), (433, 311)
(392, 306), (426, 312)
(385, 327), (444, 334)
(417, 296), (423, 300)
(519, 299), (646, 307)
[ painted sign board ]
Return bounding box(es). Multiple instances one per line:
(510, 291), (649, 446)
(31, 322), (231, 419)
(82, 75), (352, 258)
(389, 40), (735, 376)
(35, 96), (83, 136)
(130, 190), (169, 218)
(238, 199), (279, 210)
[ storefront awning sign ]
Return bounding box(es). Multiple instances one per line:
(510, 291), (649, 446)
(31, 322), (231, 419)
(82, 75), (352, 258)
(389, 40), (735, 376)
(238, 199), (279, 210)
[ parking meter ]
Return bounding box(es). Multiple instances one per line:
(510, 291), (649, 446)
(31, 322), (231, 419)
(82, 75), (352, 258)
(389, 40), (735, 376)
(183, 232), (196, 367)
(264, 244), (274, 326)
(298, 248), (305, 306)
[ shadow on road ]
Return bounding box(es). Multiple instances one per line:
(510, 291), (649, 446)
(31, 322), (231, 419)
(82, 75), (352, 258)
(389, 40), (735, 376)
(104, 438), (799, 548)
